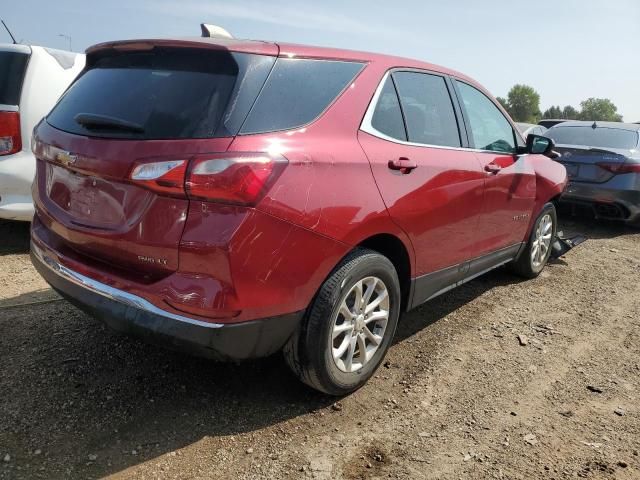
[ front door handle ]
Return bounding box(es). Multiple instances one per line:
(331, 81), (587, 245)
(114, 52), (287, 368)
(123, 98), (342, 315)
(484, 163), (502, 174)
(388, 157), (418, 174)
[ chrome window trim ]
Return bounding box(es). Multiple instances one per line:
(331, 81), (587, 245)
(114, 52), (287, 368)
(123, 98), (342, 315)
(31, 242), (224, 329)
(360, 69), (518, 155)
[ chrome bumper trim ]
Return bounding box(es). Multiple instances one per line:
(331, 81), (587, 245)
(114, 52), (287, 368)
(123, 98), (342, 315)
(31, 242), (224, 329)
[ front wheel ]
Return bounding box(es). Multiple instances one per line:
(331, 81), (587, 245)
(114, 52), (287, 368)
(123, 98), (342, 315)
(283, 248), (401, 395)
(509, 203), (557, 278)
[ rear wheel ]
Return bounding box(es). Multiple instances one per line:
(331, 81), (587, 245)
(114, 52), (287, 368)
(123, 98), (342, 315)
(509, 203), (557, 278)
(284, 248), (401, 395)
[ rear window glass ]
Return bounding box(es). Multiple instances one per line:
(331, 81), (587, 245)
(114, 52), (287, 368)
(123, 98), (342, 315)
(546, 126), (638, 150)
(0, 51), (29, 105)
(47, 49), (275, 139)
(240, 58), (364, 135)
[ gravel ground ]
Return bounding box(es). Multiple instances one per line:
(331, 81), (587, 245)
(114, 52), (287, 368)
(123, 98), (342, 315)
(0, 215), (639, 479)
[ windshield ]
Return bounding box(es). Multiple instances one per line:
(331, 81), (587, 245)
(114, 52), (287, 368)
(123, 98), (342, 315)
(47, 48), (275, 139)
(0, 51), (29, 105)
(547, 126), (638, 150)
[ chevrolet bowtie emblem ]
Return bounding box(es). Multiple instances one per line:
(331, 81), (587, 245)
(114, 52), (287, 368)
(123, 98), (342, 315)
(56, 151), (78, 166)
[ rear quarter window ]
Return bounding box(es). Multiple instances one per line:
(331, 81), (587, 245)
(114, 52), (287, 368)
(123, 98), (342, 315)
(0, 51), (29, 106)
(239, 58), (364, 135)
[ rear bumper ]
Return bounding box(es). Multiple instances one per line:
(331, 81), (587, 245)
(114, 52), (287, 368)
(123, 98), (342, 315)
(0, 194), (34, 221)
(560, 181), (640, 223)
(0, 150), (36, 221)
(31, 242), (304, 361)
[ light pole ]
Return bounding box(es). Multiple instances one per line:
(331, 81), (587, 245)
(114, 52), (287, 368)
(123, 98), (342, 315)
(58, 33), (71, 51)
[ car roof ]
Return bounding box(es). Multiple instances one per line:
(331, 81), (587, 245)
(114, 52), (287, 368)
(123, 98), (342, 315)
(549, 120), (640, 131)
(1, 43), (80, 56)
(0, 43), (31, 54)
(516, 123), (537, 129)
(86, 36), (477, 84)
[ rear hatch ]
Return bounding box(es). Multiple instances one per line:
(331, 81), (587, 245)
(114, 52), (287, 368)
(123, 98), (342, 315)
(34, 42), (277, 278)
(0, 45), (30, 155)
(547, 125), (639, 184)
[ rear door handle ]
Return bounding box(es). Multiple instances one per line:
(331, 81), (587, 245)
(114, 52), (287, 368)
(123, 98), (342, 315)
(484, 163), (502, 174)
(388, 157), (418, 174)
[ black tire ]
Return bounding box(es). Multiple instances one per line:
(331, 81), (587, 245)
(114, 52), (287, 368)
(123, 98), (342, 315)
(283, 248), (401, 395)
(626, 217), (640, 230)
(509, 202), (557, 279)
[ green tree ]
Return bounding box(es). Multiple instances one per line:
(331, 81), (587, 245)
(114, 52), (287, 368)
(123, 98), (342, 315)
(542, 105), (563, 119)
(562, 105), (579, 120)
(506, 84), (541, 123)
(578, 98), (622, 122)
(496, 96), (509, 113)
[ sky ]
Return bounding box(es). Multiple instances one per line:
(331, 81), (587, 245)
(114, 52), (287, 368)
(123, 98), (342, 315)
(3, 0), (639, 121)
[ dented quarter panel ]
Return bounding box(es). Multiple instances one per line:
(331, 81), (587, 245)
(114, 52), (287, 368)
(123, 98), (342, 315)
(523, 155), (568, 239)
(177, 203), (351, 321)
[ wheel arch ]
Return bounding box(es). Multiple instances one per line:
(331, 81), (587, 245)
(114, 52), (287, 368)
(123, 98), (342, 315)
(356, 233), (413, 312)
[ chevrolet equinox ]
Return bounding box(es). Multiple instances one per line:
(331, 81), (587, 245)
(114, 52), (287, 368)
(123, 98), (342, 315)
(30, 35), (567, 394)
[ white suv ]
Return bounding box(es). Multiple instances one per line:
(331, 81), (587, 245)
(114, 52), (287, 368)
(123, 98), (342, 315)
(0, 44), (84, 221)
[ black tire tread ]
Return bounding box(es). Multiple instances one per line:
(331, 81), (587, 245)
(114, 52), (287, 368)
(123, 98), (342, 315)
(283, 248), (398, 395)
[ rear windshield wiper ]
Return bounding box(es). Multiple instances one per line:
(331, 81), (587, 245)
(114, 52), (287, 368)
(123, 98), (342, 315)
(74, 113), (145, 133)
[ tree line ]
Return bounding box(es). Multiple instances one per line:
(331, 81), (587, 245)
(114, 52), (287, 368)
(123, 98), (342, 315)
(496, 85), (623, 124)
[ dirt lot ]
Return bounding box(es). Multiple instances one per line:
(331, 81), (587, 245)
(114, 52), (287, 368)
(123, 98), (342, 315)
(0, 215), (639, 480)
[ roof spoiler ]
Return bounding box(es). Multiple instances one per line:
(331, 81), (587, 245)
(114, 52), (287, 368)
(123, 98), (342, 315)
(200, 24), (234, 39)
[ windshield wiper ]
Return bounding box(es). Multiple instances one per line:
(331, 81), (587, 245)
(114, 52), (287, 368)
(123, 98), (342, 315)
(74, 113), (145, 133)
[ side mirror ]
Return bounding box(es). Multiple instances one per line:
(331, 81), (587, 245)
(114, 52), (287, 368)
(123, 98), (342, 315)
(526, 134), (560, 159)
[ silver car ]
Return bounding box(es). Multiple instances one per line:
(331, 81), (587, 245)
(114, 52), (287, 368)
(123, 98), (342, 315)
(516, 122), (547, 140)
(545, 121), (640, 227)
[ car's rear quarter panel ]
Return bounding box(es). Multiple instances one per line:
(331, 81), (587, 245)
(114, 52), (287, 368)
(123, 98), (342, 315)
(526, 155), (568, 235)
(235, 57), (438, 250)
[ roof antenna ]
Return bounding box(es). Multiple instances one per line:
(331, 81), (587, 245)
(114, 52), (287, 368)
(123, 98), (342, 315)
(592, 121), (597, 129)
(1, 19), (17, 44)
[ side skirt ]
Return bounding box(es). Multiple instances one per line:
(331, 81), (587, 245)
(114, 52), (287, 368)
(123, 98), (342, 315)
(408, 243), (523, 310)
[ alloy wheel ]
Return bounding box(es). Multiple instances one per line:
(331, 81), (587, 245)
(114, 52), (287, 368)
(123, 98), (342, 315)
(531, 213), (553, 268)
(330, 276), (390, 373)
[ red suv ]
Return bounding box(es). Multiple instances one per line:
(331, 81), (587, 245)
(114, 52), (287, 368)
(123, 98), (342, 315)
(30, 36), (566, 395)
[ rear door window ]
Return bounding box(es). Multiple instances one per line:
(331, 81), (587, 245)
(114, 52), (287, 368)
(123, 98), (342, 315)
(546, 126), (638, 149)
(47, 48), (275, 139)
(456, 81), (516, 153)
(370, 76), (407, 141)
(0, 51), (29, 106)
(240, 58), (364, 134)
(392, 71), (461, 147)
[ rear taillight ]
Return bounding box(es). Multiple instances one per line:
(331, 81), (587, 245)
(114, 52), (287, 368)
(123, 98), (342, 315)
(0, 111), (21, 156)
(129, 153), (287, 204)
(130, 160), (187, 196)
(597, 162), (640, 174)
(186, 153), (287, 206)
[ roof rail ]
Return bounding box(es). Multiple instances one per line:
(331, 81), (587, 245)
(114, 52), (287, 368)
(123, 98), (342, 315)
(200, 24), (234, 39)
